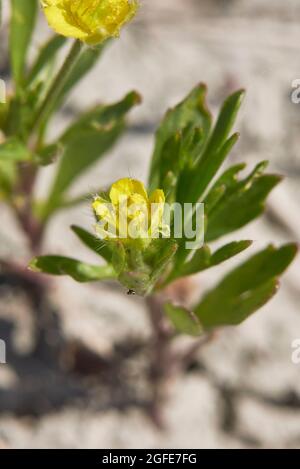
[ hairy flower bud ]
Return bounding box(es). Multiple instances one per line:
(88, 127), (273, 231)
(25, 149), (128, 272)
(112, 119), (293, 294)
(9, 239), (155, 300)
(92, 178), (169, 246)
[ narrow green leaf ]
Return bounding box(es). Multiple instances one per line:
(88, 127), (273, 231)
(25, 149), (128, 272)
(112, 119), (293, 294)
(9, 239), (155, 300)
(203, 163), (246, 214)
(165, 303), (203, 336)
(210, 240), (252, 266)
(0, 138), (31, 161)
(38, 42), (107, 132)
(176, 90), (244, 204)
(34, 142), (62, 166)
(195, 243), (298, 329)
(111, 241), (126, 275)
(10, 0), (38, 85)
(219, 243), (298, 294)
(0, 159), (17, 196)
(150, 239), (178, 286)
(166, 240), (251, 285)
(182, 132), (240, 204)
(203, 89), (245, 158)
(71, 225), (112, 264)
(59, 43), (107, 104)
(26, 35), (67, 85)
(149, 83), (212, 191)
(175, 245), (211, 279)
(206, 173), (282, 241)
(204, 184), (226, 215)
(29, 255), (117, 283)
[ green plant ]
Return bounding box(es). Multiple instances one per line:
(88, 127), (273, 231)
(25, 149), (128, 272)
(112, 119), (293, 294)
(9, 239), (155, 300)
(0, 0), (139, 257)
(0, 0), (297, 427)
(0, 2), (141, 408)
(30, 83), (297, 424)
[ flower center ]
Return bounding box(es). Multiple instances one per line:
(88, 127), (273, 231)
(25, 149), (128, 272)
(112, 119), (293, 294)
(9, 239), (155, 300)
(61, 0), (134, 36)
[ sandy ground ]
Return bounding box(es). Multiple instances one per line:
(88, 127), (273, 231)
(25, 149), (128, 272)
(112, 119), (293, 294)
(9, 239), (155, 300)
(0, 0), (300, 448)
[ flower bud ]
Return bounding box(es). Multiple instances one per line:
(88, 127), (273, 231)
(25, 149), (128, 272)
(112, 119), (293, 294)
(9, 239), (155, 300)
(92, 178), (172, 295)
(92, 178), (168, 246)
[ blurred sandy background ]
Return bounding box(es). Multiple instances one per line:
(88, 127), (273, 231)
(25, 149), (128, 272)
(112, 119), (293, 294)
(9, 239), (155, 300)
(0, 0), (300, 448)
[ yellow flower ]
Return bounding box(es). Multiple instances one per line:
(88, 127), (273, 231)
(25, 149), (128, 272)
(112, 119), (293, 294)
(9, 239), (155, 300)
(92, 178), (169, 243)
(41, 0), (139, 45)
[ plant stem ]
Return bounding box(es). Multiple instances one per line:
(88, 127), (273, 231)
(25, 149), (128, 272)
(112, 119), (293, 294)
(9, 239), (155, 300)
(146, 288), (216, 428)
(146, 295), (174, 428)
(30, 39), (83, 137)
(13, 41), (83, 253)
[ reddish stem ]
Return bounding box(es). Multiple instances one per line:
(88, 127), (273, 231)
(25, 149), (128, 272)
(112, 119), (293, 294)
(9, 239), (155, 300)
(13, 163), (44, 254)
(146, 290), (215, 428)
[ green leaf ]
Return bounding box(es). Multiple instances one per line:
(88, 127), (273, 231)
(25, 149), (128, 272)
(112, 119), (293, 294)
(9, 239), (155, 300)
(0, 159), (17, 197)
(149, 83), (212, 191)
(206, 171), (282, 242)
(210, 240), (253, 266)
(29, 255), (117, 283)
(159, 126), (206, 198)
(166, 240), (252, 284)
(158, 131), (181, 195)
(204, 185), (226, 215)
(150, 239), (178, 286)
(42, 91), (141, 218)
(71, 225), (112, 264)
(4, 83), (46, 139)
(181, 132), (240, 204)
(203, 163), (246, 214)
(38, 42), (107, 134)
(59, 43), (106, 102)
(173, 245), (211, 280)
(165, 303), (203, 336)
(0, 138), (31, 162)
(203, 89), (245, 158)
(195, 243), (298, 329)
(111, 241), (126, 275)
(176, 89), (245, 204)
(10, 0), (38, 85)
(34, 142), (62, 166)
(26, 35), (67, 86)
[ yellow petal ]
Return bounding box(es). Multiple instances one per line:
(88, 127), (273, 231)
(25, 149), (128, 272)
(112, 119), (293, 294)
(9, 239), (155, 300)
(41, 1), (88, 40)
(41, 0), (139, 45)
(148, 190), (166, 237)
(149, 189), (165, 205)
(109, 178), (147, 205)
(131, 179), (148, 200)
(92, 198), (109, 218)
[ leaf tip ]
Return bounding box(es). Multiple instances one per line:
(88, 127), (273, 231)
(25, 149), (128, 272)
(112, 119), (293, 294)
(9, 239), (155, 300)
(131, 90), (142, 105)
